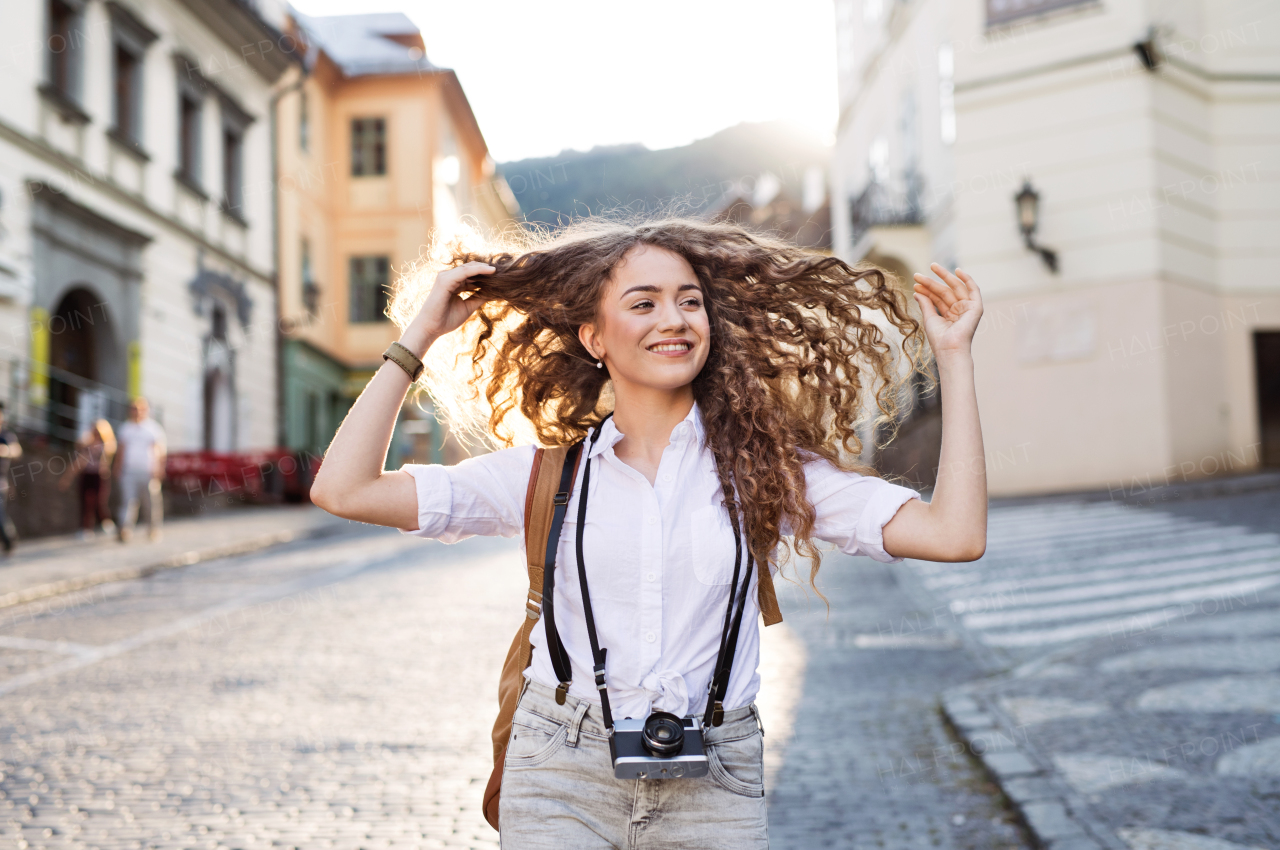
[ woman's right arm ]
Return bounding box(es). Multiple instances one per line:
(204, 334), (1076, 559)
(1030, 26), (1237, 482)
(309, 261), (495, 530)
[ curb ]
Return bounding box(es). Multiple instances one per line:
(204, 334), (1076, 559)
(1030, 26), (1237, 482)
(985, 470), (1280, 510)
(939, 686), (1126, 850)
(0, 523), (341, 610)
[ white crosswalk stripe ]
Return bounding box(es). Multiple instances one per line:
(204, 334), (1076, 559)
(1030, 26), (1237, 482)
(904, 501), (1280, 650)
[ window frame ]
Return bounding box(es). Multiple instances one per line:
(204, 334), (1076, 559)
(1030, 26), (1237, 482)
(350, 118), (387, 177)
(985, 0), (1097, 28)
(218, 94), (253, 223)
(301, 237), (319, 316)
(299, 89), (309, 152)
(348, 255), (391, 323)
(106, 1), (157, 152)
(45, 0), (84, 103)
(174, 55), (207, 194)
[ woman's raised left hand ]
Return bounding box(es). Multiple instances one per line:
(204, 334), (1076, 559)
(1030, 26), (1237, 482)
(912, 263), (984, 357)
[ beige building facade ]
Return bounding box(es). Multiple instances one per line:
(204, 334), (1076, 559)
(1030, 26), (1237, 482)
(833, 0), (1280, 496)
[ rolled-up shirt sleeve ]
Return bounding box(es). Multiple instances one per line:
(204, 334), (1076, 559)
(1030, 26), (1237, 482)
(397, 444), (536, 543)
(796, 457), (923, 563)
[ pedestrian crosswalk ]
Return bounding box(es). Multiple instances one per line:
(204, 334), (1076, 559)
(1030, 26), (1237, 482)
(904, 501), (1280, 649)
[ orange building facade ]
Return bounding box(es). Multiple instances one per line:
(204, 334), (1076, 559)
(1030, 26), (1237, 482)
(274, 12), (517, 464)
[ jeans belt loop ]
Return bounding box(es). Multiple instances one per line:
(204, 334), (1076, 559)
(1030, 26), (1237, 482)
(566, 699), (589, 748)
(749, 703), (765, 737)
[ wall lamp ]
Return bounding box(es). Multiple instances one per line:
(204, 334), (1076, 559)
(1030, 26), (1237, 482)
(1015, 180), (1058, 273)
(1134, 25), (1162, 72)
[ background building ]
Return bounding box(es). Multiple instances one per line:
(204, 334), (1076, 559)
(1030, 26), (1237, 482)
(0, 0), (294, 452)
(832, 0), (1280, 495)
(274, 12), (518, 466)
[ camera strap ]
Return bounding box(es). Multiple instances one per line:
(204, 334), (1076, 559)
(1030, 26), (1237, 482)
(574, 418), (615, 731)
(703, 498), (753, 728)
(544, 414), (753, 733)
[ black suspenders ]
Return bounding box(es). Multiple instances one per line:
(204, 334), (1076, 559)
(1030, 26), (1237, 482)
(540, 418), (753, 729)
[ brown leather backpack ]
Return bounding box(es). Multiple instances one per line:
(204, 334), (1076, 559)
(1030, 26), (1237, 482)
(480, 444), (785, 831)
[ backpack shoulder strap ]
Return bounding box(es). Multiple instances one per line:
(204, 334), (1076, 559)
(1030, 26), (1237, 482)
(483, 443), (585, 831)
(522, 445), (577, 616)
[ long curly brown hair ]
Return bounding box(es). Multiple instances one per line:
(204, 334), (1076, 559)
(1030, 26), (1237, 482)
(390, 217), (930, 595)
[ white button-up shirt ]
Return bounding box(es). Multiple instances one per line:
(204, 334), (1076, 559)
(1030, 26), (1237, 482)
(400, 402), (921, 720)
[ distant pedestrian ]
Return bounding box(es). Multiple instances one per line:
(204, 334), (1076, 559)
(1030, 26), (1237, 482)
(60, 419), (116, 540)
(0, 402), (20, 555)
(114, 398), (166, 543)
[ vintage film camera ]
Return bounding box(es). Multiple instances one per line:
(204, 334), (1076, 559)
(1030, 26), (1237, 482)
(609, 712), (709, 779)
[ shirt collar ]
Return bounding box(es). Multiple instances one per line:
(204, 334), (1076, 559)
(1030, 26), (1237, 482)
(584, 400), (705, 460)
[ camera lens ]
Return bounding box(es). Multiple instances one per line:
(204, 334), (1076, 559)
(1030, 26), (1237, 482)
(641, 712), (685, 757)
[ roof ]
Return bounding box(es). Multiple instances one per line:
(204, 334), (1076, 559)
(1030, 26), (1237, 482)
(290, 9), (440, 77)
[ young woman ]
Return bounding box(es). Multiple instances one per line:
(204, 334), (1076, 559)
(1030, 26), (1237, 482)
(311, 218), (986, 848)
(60, 419), (117, 540)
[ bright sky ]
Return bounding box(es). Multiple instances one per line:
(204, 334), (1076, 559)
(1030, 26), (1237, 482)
(288, 0), (838, 162)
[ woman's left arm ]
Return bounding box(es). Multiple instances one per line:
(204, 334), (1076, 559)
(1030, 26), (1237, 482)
(881, 263), (987, 563)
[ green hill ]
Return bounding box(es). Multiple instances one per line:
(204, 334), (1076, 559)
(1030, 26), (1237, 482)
(498, 121), (831, 227)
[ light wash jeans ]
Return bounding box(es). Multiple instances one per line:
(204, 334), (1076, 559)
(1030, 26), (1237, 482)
(499, 679), (769, 849)
(117, 470), (162, 534)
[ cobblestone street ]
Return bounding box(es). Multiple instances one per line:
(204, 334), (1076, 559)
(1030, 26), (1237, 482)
(0, 514), (1030, 850)
(905, 489), (1280, 850)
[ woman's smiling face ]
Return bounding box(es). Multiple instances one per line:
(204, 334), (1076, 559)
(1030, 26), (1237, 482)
(578, 244), (711, 394)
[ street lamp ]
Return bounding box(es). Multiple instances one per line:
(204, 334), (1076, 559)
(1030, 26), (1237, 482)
(1014, 180), (1058, 273)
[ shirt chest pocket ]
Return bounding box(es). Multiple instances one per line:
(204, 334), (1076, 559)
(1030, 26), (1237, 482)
(690, 505), (741, 586)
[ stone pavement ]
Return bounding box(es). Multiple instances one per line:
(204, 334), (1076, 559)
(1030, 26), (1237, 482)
(0, 512), (1036, 849)
(765, 557), (1033, 850)
(893, 490), (1280, 850)
(0, 526), (512, 850)
(0, 505), (349, 609)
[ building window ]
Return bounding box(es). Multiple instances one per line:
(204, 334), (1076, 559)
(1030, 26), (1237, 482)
(211, 303), (228, 342)
(219, 95), (253, 221)
(301, 238), (319, 315)
(45, 0), (84, 104)
(351, 118), (386, 176)
(107, 1), (156, 150)
(114, 47), (139, 139)
(175, 57), (207, 190)
(222, 125), (243, 211)
(349, 256), (390, 322)
(299, 90), (309, 152)
(178, 92), (202, 186)
(986, 0), (1095, 27)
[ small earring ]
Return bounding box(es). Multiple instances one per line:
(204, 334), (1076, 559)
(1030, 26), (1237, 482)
(595, 359), (603, 369)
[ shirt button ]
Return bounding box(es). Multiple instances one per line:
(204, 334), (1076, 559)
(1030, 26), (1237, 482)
(647, 516), (657, 525)
(645, 632), (656, 643)
(661, 474), (672, 483)
(646, 572), (656, 582)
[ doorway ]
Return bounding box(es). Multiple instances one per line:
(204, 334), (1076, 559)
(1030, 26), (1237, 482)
(1255, 332), (1280, 467)
(48, 287), (115, 444)
(202, 367), (235, 452)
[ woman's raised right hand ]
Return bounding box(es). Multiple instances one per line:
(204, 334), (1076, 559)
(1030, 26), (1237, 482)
(400, 261), (495, 357)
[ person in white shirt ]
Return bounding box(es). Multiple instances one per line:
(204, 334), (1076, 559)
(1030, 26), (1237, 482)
(311, 218), (987, 847)
(114, 397), (166, 542)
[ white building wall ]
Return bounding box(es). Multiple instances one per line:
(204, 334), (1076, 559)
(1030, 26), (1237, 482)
(833, 0), (1280, 495)
(0, 0), (288, 453)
